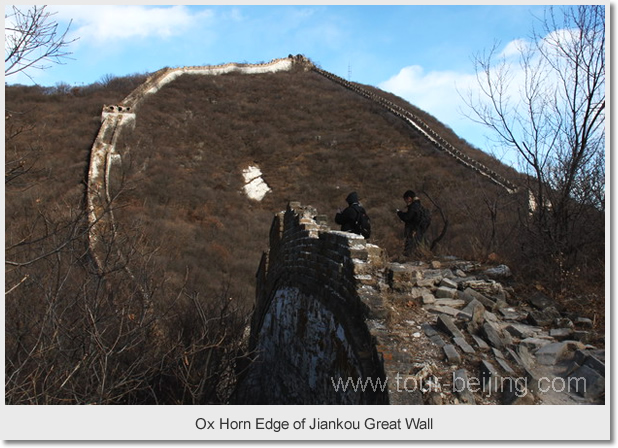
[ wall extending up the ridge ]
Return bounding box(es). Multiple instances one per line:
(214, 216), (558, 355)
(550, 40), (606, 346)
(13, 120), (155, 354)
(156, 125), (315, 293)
(311, 67), (518, 194)
(86, 56), (305, 273)
(234, 202), (390, 405)
(85, 52), (517, 282)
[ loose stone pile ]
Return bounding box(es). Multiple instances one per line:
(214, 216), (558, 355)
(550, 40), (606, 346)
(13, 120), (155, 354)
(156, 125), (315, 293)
(372, 256), (604, 405)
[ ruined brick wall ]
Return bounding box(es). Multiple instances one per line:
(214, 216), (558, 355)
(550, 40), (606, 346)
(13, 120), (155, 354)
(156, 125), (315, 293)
(234, 202), (390, 405)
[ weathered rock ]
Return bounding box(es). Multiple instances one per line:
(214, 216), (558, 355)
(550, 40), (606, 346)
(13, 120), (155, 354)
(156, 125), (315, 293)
(435, 286), (458, 299)
(434, 298), (465, 308)
(429, 334), (446, 347)
(452, 369), (476, 405)
(499, 307), (524, 320)
(458, 299), (485, 326)
(440, 277), (459, 289)
(555, 318), (574, 328)
(484, 264), (512, 279)
(574, 317), (594, 328)
(528, 290), (556, 310)
(505, 323), (540, 339)
(479, 360), (499, 392)
(422, 323), (446, 347)
(443, 344), (461, 364)
(425, 305), (461, 318)
(482, 321), (506, 349)
(471, 334), (491, 351)
(436, 315), (465, 340)
(387, 264), (422, 291)
(501, 377), (535, 405)
(527, 306), (561, 327)
(417, 278), (437, 288)
(535, 341), (571, 365)
(569, 364), (605, 400)
(462, 287), (495, 309)
(519, 337), (552, 352)
(421, 290), (436, 304)
(492, 347), (505, 359)
(426, 391), (443, 405)
(515, 345), (536, 371)
(453, 337), (475, 354)
(549, 328), (574, 340)
(496, 358), (515, 374)
(583, 354), (605, 377)
(505, 347), (526, 370)
(421, 323), (439, 338)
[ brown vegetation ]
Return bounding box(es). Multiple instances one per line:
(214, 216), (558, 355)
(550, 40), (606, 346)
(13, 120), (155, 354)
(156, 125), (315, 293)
(5, 65), (604, 404)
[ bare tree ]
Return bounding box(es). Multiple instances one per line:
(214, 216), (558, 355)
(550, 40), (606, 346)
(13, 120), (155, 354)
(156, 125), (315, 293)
(463, 5), (605, 283)
(5, 5), (77, 79)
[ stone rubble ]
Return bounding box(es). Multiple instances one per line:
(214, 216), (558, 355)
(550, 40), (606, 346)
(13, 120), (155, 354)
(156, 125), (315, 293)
(376, 256), (605, 405)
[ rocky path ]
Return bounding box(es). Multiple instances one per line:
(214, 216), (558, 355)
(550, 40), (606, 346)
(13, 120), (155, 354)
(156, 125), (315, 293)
(370, 256), (605, 405)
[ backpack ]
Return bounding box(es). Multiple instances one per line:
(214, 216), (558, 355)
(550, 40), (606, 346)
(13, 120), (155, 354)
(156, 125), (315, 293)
(418, 205), (431, 232)
(353, 205), (372, 239)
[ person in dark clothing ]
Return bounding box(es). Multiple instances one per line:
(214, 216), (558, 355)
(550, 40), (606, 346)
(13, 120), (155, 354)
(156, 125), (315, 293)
(397, 190), (429, 256)
(335, 191), (368, 236)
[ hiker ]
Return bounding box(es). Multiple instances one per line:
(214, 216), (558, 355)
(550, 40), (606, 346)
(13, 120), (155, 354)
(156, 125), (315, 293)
(335, 191), (371, 238)
(396, 190), (430, 256)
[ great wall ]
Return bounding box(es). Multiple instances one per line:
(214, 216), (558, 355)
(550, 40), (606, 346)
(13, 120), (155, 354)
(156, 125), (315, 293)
(84, 56), (604, 405)
(86, 54), (517, 273)
(233, 202), (604, 405)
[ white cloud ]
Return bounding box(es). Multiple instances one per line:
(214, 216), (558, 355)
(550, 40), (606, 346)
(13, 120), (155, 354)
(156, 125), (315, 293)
(54, 5), (213, 45)
(500, 38), (530, 58)
(379, 65), (478, 128)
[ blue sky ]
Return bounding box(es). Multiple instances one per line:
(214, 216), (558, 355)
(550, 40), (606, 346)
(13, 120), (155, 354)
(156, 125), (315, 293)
(6, 4), (555, 167)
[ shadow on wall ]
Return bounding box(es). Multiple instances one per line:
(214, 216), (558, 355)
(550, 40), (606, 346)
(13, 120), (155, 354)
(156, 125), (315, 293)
(233, 202), (390, 405)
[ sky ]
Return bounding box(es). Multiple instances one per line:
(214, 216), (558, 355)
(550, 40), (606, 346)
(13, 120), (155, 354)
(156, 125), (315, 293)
(5, 4), (560, 167)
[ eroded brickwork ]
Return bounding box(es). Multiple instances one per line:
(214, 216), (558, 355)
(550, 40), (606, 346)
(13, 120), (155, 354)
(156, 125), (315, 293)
(235, 202), (389, 404)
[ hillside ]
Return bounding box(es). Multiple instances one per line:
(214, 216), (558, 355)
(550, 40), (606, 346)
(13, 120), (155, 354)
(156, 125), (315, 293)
(5, 56), (603, 404)
(108, 61), (523, 301)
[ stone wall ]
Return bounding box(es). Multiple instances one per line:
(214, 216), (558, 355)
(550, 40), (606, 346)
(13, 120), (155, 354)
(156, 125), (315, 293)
(233, 203), (604, 406)
(234, 202), (390, 404)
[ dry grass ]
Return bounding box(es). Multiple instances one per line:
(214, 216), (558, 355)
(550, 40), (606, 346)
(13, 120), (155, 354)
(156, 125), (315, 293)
(5, 66), (605, 404)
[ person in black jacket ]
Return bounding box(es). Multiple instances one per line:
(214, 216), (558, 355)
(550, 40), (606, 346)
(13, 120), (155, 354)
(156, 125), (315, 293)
(397, 190), (429, 256)
(335, 191), (367, 236)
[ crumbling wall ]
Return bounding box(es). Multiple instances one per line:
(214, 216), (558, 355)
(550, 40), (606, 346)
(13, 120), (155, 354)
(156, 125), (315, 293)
(235, 202), (390, 404)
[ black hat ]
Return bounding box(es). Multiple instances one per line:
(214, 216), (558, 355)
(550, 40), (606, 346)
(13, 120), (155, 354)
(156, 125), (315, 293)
(346, 191), (359, 205)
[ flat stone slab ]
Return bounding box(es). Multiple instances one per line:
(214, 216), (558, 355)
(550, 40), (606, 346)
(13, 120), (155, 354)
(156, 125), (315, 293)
(443, 344), (461, 364)
(434, 298), (466, 308)
(549, 328), (574, 340)
(535, 341), (570, 365)
(505, 323), (541, 339)
(453, 337), (476, 354)
(435, 286), (458, 299)
(436, 315), (465, 340)
(499, 308), (525, 320)
(462, 287), (495, 309)
(429, 334), (446, 347)
(496, 358), (515, 375)
(425, 304), (462, 318)
(574, 317), (593, 328)
(440, 277), (459, 289)
(520, 337), (552, 352)
(471, 334), (490, 351)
